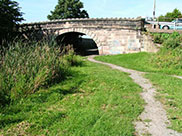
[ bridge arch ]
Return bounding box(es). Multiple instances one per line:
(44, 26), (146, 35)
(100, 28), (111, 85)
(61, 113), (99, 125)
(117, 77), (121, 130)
(55, 28), (102, 53)
(55, 28), (101, 47)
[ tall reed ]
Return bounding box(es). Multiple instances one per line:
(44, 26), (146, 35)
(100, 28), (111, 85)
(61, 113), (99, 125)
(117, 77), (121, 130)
(0, 40), (72, 105)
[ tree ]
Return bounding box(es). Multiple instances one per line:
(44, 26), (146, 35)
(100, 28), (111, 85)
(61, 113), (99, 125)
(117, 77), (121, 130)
(47, 0), (89, 20)
(158, 8), (182, 22)
(0, 0), (24, 45)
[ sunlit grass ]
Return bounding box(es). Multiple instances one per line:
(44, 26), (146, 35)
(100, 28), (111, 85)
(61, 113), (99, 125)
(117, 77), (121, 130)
(96, 52), (182, 133)
(0, 61), (144, 136)
(95, 52), (182, 75)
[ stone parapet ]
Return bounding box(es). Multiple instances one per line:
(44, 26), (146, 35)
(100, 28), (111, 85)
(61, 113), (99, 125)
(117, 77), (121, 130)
(21, 17), (144, 31)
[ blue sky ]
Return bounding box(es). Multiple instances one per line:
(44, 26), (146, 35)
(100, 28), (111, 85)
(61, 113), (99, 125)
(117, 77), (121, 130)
(16, 0), (182, 23)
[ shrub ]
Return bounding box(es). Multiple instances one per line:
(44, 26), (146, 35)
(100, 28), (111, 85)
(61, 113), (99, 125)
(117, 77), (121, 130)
(0, 41), (77, 105)
(151, 32), (182, 69)
(161, 33), (170, 42)
(163, 32), (182, 49)
(152, 33), (170, 44)
(170, 31), (180, 39)
(153, 33), (163, 44)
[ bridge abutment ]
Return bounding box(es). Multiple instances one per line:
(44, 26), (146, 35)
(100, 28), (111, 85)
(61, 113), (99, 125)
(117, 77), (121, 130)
(96, 29), (142, 55)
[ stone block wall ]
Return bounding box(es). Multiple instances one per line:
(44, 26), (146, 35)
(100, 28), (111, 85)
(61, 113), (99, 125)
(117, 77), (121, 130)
(94, 29), (142, 55)
(140, 34), (159, 53)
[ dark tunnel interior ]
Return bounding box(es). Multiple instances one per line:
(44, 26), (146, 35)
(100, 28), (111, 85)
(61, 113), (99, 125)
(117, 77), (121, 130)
(56, 32), (99, 56)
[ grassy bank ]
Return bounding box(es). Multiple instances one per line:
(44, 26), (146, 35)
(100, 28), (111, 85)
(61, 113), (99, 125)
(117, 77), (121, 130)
(0, 61), (144, 136)
(95, 52), (182, 75)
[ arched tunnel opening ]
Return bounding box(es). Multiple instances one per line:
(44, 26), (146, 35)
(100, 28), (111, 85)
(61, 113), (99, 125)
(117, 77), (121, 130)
(56, 32), (99, 56)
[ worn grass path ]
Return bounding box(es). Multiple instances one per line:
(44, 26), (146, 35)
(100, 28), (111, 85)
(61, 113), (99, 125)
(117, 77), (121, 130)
(88, 56), (182, 136)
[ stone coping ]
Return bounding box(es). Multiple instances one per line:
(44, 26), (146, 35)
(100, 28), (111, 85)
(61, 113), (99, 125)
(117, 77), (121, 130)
(21, 17), (143, 26)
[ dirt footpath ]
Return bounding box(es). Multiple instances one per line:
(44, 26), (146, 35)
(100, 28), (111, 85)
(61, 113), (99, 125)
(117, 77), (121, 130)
(88, 56), (182, 136)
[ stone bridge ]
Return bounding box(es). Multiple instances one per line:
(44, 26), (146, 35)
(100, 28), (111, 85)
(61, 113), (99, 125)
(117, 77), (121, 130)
(21, 18), (157, 55)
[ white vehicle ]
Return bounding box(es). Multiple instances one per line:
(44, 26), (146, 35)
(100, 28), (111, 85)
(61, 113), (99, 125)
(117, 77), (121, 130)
(159, 19), (182, 30)
(145, 18), (182, 30)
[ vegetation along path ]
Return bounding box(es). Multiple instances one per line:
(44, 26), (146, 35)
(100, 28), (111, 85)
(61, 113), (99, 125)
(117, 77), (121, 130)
(88, 56), (182, 136)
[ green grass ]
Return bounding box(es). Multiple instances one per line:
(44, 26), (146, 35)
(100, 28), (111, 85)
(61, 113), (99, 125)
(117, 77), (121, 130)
(95, 52), (182, 75)
(0, 61), (144, 136)
(95, 52), (154, 72)
(95, 52), (182, 132)
(145, 73), (182, 132)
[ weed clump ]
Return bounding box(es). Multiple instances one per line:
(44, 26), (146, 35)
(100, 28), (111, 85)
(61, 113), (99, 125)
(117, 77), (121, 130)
(61, 45), (83, 67)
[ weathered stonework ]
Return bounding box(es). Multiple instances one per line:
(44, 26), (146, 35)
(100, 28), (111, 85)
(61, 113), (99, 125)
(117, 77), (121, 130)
(140, 34), (159, 53)
(21, 18), (157, 55)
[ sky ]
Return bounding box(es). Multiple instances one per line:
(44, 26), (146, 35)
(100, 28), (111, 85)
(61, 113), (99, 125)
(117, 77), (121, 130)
(16, 0), (182, 23)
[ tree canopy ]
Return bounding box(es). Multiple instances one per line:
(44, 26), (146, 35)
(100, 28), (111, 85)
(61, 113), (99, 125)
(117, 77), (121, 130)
(0, 0), (23, 45)
(47, 0), (89, 20)
(158, 8), (182, 22)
